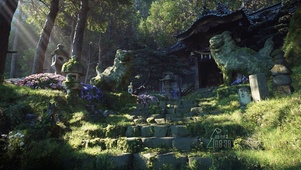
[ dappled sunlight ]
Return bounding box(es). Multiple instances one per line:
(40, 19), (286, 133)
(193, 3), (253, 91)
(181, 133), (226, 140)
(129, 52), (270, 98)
(235, 149), (301, 169)
(12, 8), (37, 49)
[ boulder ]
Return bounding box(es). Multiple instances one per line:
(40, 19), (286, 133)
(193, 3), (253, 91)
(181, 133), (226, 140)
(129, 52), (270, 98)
(273, 75), (292, 85)
(270, 64), (292, 75)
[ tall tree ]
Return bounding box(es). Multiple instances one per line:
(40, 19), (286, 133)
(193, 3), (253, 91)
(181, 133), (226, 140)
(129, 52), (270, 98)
(71, 0), (89, 60)
(0, 0), (19, 83)
(32, 0), (59, 74)
(10, 0), (23, 78)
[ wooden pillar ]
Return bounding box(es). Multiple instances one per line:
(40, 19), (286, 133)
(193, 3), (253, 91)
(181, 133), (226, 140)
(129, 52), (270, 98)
(195, 55), (200, 89)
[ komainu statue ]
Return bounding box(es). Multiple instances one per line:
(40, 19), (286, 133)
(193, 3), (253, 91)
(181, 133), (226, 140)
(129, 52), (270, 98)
(91, 49), (133, 91)
(209, 31), (274, 85)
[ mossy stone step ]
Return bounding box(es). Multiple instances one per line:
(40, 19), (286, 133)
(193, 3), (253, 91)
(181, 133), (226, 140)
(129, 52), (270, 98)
(108, 153), (133, 170)
(125, 137), (204, 151)
(132, 100), (198, 117)
(106, 152), (213, 170)
(188, 157), (213, 170)
(125, 125), (191, 138)
(134, 152), (187, 170)
(82, 136), (205, 152)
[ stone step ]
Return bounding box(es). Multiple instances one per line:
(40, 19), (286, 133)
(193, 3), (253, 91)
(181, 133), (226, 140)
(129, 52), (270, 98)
(82, 136), (205, 152)
(125, 124), (191, 138)
(82, 116), (206, 139)
(106, 152), (212, 170)
(132, 100), (198, 117)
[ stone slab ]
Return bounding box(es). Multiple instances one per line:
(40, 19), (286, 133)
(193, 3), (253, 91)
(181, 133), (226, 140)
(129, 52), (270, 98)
(141, 137), (173, 148)
(125, 126), (140, 137)
(154, 153), (187, 170)
(108, 153), (133, 170)
(170, 125), (189, 137)
(140, 125), (154, 137)
(172, 137), (200, 151)
(153, 125), (168, 137)
(188, 157), (212, 169)
(133, 152), (157, 170)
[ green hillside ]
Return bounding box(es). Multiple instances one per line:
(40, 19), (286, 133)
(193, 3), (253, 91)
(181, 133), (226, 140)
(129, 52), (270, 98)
(0, 65), (300, 169)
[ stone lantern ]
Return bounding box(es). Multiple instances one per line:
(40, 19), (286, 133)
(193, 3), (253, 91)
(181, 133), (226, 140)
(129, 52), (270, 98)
(160, 74), (173, 100)
(61, 56), (85, 98)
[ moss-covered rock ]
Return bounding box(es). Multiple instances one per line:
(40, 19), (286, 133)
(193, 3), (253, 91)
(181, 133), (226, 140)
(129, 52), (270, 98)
(104, 91), (137, 111)
(61, 57), (85, 75)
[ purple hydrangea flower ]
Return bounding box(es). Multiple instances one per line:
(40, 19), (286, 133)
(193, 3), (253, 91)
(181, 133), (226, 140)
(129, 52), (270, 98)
(17, 73), (66, 91)
(80, 83), (106, 104)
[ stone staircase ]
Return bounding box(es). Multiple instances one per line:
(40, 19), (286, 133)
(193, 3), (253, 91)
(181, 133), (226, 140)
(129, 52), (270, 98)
(82, 100), (214, 170)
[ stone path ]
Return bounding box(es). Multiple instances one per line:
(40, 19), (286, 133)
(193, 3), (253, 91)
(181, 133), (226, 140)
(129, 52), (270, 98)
(82, 100), (216, 169)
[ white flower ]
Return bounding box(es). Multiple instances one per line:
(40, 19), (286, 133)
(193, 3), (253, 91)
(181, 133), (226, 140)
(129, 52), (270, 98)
(19, 142), (24, 147)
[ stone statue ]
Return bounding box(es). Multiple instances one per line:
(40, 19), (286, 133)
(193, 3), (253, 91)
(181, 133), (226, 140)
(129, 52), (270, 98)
(51, 44), (69, 74)
(91, 49), (133, 91)
(209, 31), (274, 85)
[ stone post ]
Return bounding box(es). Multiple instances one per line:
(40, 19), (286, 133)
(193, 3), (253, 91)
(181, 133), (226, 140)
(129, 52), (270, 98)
(249, 73), (269, 102)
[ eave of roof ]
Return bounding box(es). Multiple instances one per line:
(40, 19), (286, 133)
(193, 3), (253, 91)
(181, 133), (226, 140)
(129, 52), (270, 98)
(176, 10), (251, 40)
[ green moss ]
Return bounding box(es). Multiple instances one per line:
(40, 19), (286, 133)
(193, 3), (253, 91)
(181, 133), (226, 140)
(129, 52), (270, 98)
(61, 57), (84, 74)
(104, 91), (137, 111)
(282, 5), (301, 67)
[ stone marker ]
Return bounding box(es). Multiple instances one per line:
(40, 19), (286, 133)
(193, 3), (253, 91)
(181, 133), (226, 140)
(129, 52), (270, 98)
(249, 73), (269, 102)
(238, 87), (251, 108)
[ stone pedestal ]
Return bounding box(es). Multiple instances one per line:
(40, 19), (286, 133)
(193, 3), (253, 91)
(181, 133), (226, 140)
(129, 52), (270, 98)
(249, 73), (269, 102)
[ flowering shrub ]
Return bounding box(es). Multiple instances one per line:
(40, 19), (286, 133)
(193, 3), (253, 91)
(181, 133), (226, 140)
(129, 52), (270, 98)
(137, 94), (159, 104)
(8, 131), (25, 147)
(80, 83), (106, 104)
(6, 131), (26, 157)
(161, 89), (180, 99)
(17, 73), (65, 91)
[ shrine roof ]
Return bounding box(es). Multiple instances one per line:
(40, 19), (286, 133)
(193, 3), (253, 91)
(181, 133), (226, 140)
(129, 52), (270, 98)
(175, 9), (251, 40)
(166, 2), (285, 55)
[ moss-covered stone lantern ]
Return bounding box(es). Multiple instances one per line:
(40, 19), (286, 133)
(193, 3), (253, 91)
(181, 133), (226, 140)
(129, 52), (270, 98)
(61, 56), (85, 98)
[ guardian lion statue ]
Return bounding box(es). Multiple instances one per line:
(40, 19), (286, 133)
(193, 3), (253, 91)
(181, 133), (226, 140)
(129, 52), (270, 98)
(209, 31), (274, 85)
(91, 49), (133, 91)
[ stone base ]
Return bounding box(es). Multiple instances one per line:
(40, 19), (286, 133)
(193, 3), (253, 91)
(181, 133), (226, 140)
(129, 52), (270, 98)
(275, 85), (294, 95)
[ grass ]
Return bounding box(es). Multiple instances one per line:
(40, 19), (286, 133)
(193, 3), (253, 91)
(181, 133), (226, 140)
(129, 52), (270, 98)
(1, 65), (301, 169)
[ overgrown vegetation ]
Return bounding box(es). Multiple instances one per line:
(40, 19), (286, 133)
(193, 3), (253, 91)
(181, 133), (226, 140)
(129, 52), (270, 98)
(283, 5), (301, 67)
(1, 65), (301, 169)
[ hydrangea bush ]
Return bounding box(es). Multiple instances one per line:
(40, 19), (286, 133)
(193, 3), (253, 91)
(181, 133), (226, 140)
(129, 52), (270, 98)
(17, 73), (66, 91)
(80, 83), (106, 105)
(137, 94), (159, 104)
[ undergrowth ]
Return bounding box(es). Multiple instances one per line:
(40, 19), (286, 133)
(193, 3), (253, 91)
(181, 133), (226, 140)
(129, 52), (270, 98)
(1, 65), (301, 169)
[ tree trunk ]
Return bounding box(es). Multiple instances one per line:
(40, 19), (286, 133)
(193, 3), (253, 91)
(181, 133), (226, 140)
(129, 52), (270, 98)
(0, 0), (19, 83)
(69, 15), (77, 55)
(71, 0), (89, 60)
(32, 0), (59, 74)
(10, 0), (23, 78)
